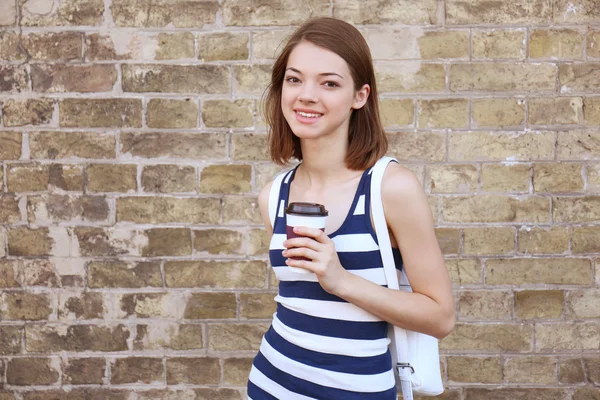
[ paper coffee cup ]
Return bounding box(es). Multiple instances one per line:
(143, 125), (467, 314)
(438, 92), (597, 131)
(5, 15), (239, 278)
(285, 202), (328, 274)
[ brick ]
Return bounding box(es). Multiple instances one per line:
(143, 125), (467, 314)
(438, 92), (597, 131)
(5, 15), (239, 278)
(165, 260), (267, 289)
(529, 97), (584, 125)
(137, 389), (241, 400)
(0, 132), (22, 159)
(208, 323), (269, 351)
(554, 196), (600, 222)
(31, 64), (116, 93)
(29, 131), (116, 160)
(464, 388), (568, 400)
(60, 98), (142, 128)
(166, 357), (219, 384)
(566, 290), (600, 318)
(418, 31), (469, 59)
(0, 65), (28, 93)
(449, 131), (555, 161)
(134, 323), (204, 350)
(573, 226), (600, 253)
(22, 389), (129, 400)
(58, 291), (104, 320)
(233, 64), (272, 95)
(486, 258), (591, 285)
(120, 132), (226, 159)
(222, 196), (263, 224)
(203, 100), (254, 129)
(447, 357), (502, 383)
(446, 0), (551, 24)
(584, 97), (600, 125)
(88, 261), (162, 288)
(458, 290), (512, 320)
(472, 29), (526, 59)
(147, 99), (197, 129)
(63, 358), (105, 384)
(231, 133), (269, 161)
(435, 228), (460, 254)
(559, 63), (600, 93)
(193, 229), (244, 255)
(252, 30), (292, 60)
(574, 388), (600, 400)
(463, 227), (514, 255)
(7, 227), (54, 257)
(553, 0), (600, 23)
(556, 130), (600, 159)
(377, 63), (445, 93)
(21, 0), (103, 26)
(122, 64), (229, 94)
(418, 99), (468, 128)
(589, 164), (600, 191)
(2, 98), (54, 127)
(27, 194), (109, 224)
(446, 258), (482, 285)
(481, 164), (530, 192)
(388, 131), (446, 162)
(142, 228), (192, 257)
(156, 33), (195, 60)
(0, 260), (20, 287)
(86, 32), (194, 61)
(380, 99), (413, 127)
(223, 0), (328, 25)
(142, 165), (196, 193)
(248, 228), (269, 255)
(6, 358), (59, 385)
(0, 326), (22, 354)
(21, 259), (64, 288)
(117, 197), (220, 224)
(589, 30), (600, 58)
(333, 0), (438, 24)
(587, 357), (600, 384)
(111, 357), (163, 384)
(198, 32), (249, 61)
(223, 358), (253, 385)
(451, 63), (557, 92)
(25, 324), (129, 352)
(0, 1), (16, 26)
(184, 292), (237, 319)
(0, 195), (21, 224)
(441, 195), (549, 223)
(255, 164), (287, 190)
(87, 164), (137, 193)
(518, 227), (569, 254)
(536, 323), (600, 351)
(240, 292), (277, 319)
(112, 0), (218, 27)
(505, 356), (556, 384)
(200, 164), (252, 194)
(534, 163), (584, 192)
(559, 358), (585, 383)
(440, 323), (532, 352)
(472, 98), (525, 128)
(425, 164), (477, 193)
(530, 29), (584, 59)
(3, 292), (52, 321)
(75, 227), (147, 257)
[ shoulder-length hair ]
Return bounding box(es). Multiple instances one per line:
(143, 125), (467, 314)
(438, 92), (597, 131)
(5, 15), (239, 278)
(264, 17), (388, 171)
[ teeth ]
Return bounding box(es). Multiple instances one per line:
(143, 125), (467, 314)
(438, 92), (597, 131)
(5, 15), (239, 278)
(297, 111), (321, 118)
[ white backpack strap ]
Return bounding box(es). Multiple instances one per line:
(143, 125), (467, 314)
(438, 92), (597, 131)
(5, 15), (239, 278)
(370, 156), (414, 400)
(268, 170), (289, 228)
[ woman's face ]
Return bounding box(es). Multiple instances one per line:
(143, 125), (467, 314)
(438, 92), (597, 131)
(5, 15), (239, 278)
(281, 41), (369, 141)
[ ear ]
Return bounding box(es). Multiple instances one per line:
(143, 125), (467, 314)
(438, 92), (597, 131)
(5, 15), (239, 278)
(351, 84), (370, 110)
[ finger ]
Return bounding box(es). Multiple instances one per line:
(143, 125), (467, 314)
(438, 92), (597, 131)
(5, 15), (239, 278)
(283, 236), (322, 251)
(285, 257), (314, 271)
(283, 247), (319, 261)
(291, 226), (329, 244)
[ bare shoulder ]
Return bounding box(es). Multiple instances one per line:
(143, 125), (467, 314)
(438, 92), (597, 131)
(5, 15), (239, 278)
(258, 179), (274, 209)
(381, 162), (424, 201)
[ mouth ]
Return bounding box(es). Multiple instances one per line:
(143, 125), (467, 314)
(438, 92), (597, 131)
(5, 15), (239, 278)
(295, 110), (323, 118)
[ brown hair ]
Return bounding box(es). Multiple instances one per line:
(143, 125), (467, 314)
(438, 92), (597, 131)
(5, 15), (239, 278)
(264, 17), (388, 170)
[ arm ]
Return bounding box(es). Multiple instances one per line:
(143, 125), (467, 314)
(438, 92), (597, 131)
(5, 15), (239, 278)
(257, 180), (274, 237)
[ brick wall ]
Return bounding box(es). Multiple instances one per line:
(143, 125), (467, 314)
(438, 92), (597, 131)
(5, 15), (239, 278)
(0, 0), (599, 399)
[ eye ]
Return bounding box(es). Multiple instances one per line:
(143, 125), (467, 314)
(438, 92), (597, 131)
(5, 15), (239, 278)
(323, 81), (339, 88)
(285, 76), (300, 83)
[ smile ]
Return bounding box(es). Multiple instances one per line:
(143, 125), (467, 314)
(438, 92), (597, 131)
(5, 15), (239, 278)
(296, 111), (323, 118)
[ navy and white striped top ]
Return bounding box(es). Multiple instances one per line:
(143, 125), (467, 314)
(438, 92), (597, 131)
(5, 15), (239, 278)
(248, 164), (404, 400)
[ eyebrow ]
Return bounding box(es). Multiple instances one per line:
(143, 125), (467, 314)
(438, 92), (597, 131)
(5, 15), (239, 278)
(285, 67), (344, 79)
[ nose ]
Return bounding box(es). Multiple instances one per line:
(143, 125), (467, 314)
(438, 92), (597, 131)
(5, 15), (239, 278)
(298, 82), (318, 103)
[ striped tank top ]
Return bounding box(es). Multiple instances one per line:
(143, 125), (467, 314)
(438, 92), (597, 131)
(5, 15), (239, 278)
(247, 164), (404, 400)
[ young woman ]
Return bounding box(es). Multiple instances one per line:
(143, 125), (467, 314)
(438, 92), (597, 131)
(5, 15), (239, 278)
(248, 17), (455, 400)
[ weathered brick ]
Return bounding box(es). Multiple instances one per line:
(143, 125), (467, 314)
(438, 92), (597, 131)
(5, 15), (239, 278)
(472, 29), (526, 59)
(2, 99), (54, 127)
(165, 260), (267, 289)
(425, 164), (477, 193)
(447, 357), (502, 383)
(184, 292), (237, 319)
(0, 326), (22, 354)
(223, 0), (328, 25)
(504, 356), (557, 384)
(463, 227), (514, 255)
(589, 164), (600, 192)
(446, 258), (482, 285)
(586, 357), (600, 384)
(142, 165), (196, 193)
(75, 227), (148, 257)
(559, 358), (585, 383)
(458, 290), (512, 320)
(388, 132), (446, 162)
(556, 130), (600, 159)
(464, 388), (568, 400)
(58, 291), (104, 320)
(333, 0), (438, 24)
(380, 99), (414, 127)
(166, 357), (219, 384)
(240, 292), (277, 319)
(530, 97), (584, 125)
(0, 195), (21, 224)
(25, 324), (129, 352)
(3, 292), (52, 321)
(19, 259), (60, 287)
(472, 98), (525, 127)
(440, 323), (532, 352)
(574, 388), (600, 400)
(0, 132), (22, 159)
(137, 389), (241, 400)
(6, 358), (59, 385)
(198, 32), (249, 61)
(134, 323), (204, 351)
(31, 64), (117, 93)
(486, 258), (591, 285)
(449, 131), (555, 161)
(112, 0), (218, 27)
(28, 194), (109, 224)
(566, 290), (600, 318)
(88, 261), (162, 288)
(7, 227), (55, 257)
(480, 164), (530, 192)
(418, 99), (468, 128)
(573, 226), (600, 253)
(534, 163), (584, 192)
(223, 358), (254, 385)
(142, 228), (192, 257)
(200, 164), (252, 194)
(0, 260), (20, 287)
(147, 99), (198, 129)
(553, 0), (600, 23)
(62, 358), (105, 384)
(377, 63), (445, 93)
(29, 131), (116, 160)
(255, 164), (287, 190)
(155, 33), (195, 60)
(536, 323), (600, 351)
(589, 30), (600, 58)
(253, 30), (293, 59)
(446, 0), (551, 24)
(193, 229), (244, 255)
(120, 132), (226, 159)
(435, 228), (460, 254)
(530, 29), (584, 59)
(111, 357), (163, 384)
(21, 0), (104, 26)
(22, 389), (129, 400)
(559, 63), (600, 93)
(554, 196), (600, 222)
(203, 100), (254, 128)
(87, 164), (137, 193)
(231, 133), (269, 161)
(450, 63), (556, 92)
(86, 32), (194, 61)
(418, 31), (469, 59)
(233, 64), (272, 95)
(0, 1), (16, 26)
(518, 227), (569, 254)
(117, 196), (220, 224)
(122, 65), (229, 94)
(0, 65), (28, 93)
(60, 98), (142, 128)
(222, 196), (263, 224)
(208, 323), (269, 351)
(584, 97), (600, 125)
(441, 195), (549, 223)
(248, 228), (269, 255)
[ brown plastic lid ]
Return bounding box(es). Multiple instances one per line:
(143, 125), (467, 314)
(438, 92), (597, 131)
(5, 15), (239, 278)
(285, 202), (328, 217)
